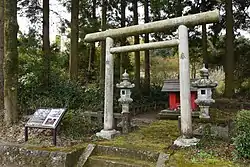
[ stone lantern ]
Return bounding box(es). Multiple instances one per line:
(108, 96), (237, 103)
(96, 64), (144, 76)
(116, 70), (135, 133)
(192, 64), (217, 119)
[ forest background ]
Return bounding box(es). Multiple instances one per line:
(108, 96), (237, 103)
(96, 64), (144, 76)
(0, 0), (250, 125)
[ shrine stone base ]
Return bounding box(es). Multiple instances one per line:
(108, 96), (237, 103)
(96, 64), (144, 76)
(96, 129), (120, 140)
(158, 109), (200, 120)
(174, 136), (200, 147)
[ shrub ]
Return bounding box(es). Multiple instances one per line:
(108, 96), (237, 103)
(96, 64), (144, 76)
(233, 110), (250, 159)
(18, 75), (87, 114)
(60, 110), (101, 139)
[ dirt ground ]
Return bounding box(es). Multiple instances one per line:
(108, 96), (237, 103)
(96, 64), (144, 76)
(0, 111), (159, 147)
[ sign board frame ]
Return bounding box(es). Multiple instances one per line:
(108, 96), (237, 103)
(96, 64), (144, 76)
(25, 108), (67, 146)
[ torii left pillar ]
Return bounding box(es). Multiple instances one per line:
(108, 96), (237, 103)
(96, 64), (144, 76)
(96, 37), (120, 139)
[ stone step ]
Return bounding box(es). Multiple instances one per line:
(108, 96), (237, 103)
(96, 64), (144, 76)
(93, 145), (159, 163)
(86, 155), (154, 167)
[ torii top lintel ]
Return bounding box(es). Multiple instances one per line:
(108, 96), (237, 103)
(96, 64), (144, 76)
(84, 9), (220, 43)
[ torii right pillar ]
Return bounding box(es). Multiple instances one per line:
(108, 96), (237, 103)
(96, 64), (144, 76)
(174, 25), (200, 146)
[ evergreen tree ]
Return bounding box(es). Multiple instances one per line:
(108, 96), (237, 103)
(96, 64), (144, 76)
(100, 0), (107, 88)
(144, 0), (150, 94)
(70, 0), (79, 81)
(133, 0), (140, 90)
(4, 0), (19, 124)
(224, 0), (234, 98)
(42, 0), (50, 88)
(0, 0), (4, 117)
(88, 0), (97, 78)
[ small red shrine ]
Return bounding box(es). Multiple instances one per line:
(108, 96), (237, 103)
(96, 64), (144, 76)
(161, 79), (198, 111)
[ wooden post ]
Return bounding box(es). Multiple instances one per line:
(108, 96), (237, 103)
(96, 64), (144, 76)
(25, 127), (28, 141)
(53, 128), (57, 146)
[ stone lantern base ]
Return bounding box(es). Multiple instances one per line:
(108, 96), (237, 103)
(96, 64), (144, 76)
(199, 106), (210, 119)
(122, 112), (131, 134)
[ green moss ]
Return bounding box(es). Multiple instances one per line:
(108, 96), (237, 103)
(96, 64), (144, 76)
(91, 155), (155, 167)
(98, 120), (179, 152)
(167, 150), (237, 167)
(94, 118), (244, 166)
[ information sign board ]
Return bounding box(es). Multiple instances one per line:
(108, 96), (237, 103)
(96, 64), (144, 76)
(26, 108), (66, 129)
(25, 108), (67, 146)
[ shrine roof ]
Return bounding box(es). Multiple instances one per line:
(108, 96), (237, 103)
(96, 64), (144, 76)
(161, 79), (198, 92)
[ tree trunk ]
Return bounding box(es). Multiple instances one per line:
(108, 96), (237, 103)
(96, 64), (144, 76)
(100, 0), (107, 88)
(43, 0), (50, 87)
(88, 43), (95, 75)
(0, 0), (4, 118)
(202, 0), (208, 68)
(70, 0), (79, 81)
(202, 24), (208, 67)
(133, 0), (140, 90)
(224, 0), (234, 98)
(4, 0), (19, 125)
(177, 0), (182, 17)
(88, 0), (96, 78)
(120, 0), (126, 78)
(144, 0), (150, 94)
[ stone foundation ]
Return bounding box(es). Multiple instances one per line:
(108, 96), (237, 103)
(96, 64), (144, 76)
(0, 143), (84, 167)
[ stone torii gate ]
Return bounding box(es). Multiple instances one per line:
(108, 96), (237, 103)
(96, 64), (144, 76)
(84, 10), (220, 143)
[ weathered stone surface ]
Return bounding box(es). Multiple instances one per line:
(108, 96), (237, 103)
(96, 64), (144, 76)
(84, 10), (220, 42)
(178, 25), (193, 138)
(193, 122), (235, 140)
(103, 37), (114, 131)
(156, 153), (169, 167)
(94, 145), (159, 163)
(174, 137), (200, 147)
(0, 143), (84, 167)
(87, 156), (150, 167)
(96, 129), (120, 140)
(110, 40), (179, 53)
(96, 37), (120, 139)
(77, 144), (96, 167)
(122, 112), (131, 134)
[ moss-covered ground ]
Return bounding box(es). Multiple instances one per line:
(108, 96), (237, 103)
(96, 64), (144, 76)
(90, 155), (155, 167)
(96, 108), (249, 167)
(2, 108), (249, 166)
(25, 143), (87, 152)
(98, 120), (179, 152)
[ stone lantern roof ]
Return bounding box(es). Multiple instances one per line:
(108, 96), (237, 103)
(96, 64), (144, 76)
(116, 70), (135, 89)
(192, 64), (218, 88)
